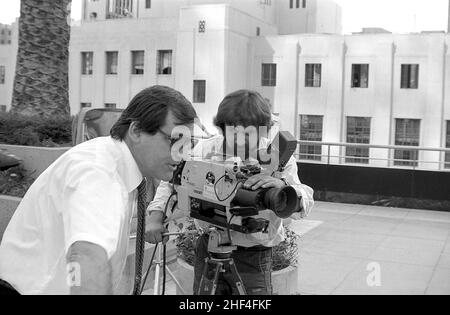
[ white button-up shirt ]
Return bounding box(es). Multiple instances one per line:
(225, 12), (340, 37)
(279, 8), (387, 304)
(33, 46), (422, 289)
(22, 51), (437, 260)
(0, 137), (143, 295)
(149, 136), (314, 248)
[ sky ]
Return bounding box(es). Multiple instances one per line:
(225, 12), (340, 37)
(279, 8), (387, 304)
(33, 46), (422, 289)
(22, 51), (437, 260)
(0, 0), (448, 34)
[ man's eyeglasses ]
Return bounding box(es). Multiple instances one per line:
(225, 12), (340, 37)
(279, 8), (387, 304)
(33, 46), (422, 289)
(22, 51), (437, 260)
(158, 129), (198, 150)
(158, 129), (183, 147)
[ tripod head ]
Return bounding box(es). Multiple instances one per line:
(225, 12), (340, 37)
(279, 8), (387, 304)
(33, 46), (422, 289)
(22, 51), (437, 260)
(207, 229), (237, 259)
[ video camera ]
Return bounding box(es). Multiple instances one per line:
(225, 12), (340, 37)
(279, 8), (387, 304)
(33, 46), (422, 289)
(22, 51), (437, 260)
(172, 131), (302, 235)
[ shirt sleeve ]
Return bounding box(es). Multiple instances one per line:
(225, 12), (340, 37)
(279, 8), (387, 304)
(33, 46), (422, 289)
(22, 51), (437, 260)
(148, 181), (173, 214)
(279, 156), (315, 220)
(62, 164), (126, 260)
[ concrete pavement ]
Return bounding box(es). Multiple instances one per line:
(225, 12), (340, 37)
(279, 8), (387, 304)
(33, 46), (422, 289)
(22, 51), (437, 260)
(144, 201), (450, 295)
(298, 202), (450, 295)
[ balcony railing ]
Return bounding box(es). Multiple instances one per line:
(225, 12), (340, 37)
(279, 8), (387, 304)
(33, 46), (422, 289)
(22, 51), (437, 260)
(296, 141), (450, 172)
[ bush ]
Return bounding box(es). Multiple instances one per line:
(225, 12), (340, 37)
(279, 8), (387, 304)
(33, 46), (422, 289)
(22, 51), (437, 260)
(0, 113), (72, 147)
(0, 166), (35, 198)
(176, 220), (300, 272)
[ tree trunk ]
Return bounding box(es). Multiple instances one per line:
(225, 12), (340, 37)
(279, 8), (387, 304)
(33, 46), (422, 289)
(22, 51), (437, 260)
(11, 0), (72, 118)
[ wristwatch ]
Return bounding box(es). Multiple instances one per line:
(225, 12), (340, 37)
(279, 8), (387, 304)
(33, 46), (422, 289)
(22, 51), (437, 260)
(280, 177), (289, 186)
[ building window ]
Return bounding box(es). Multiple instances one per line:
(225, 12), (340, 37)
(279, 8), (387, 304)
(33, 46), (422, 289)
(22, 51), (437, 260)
(199, 21), (206, 33)
(305, 64), (321, 87)
(299, 115), (323, 161)
(401, 64), (419, 89)
(0, 105), (7, 113)
(256, 27), (261, 36)
(351, 64), (369, 88)
(81, 52), (93, 75)
(394, 119), (420, 167)
(105, 103), (117, 109)
(107, 0), (134, 18)
(0, 65), (5, 84)
(302, 0), (306, 8)
(106, 51), (118, 75)
(445, 121), (450, 169)
(131, 51), (144, 75)
(289, 0), (293, 9)
(81, 103), (92, 109)
(261, 63), (277, 87)
(346, 117), (371, 164)
(145, 0), (151, 9)
(193, 80), (206, 103)
(296, 0), (300, 8)
(157, 50), (172, 75)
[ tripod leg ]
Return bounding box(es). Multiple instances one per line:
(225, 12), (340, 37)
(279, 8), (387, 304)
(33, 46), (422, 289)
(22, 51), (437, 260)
(228, 260), (247, 295)
(165, 265), (187, 295)
(198, 259), (222, 295)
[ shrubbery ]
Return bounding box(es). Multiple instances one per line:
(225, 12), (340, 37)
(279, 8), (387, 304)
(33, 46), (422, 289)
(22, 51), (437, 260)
(0, 166), (35, 198)
(176, 219), (300, 272)
(0, 113), (72, 147)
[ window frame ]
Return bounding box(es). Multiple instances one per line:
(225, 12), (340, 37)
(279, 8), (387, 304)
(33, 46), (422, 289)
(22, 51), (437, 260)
(261, 63), (277, 87)
(193, 80), (206, 103)
(0, 65), (5, 84)
(351, 64), (369, 88)
(299, 115), (324, 161)
(345, 117), (371, 164)
(81, 52), (94, 75)
(131, 50), (145, 75)
(157, 50), (173, 75)
(394, 119), (421, 167)
(305, 63), (322, 88)
(106, 51), (119, 75)
(401, 64), (419, 89)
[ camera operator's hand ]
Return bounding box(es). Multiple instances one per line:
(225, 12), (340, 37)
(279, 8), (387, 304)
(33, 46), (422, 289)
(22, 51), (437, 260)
(145, 211), (169, 244)
(244, 174), (286, 190)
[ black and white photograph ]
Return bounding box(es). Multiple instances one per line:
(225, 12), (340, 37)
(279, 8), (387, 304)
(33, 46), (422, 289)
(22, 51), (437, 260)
(0, 0), (449, 299)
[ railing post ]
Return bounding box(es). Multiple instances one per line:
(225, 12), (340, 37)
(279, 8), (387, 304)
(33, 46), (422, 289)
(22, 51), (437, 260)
(327, 145), (331, 165)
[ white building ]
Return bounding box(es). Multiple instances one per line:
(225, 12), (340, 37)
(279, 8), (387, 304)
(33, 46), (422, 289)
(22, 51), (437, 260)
(0, 22), (17, 113)
(1, 0), (449, 170)
(0, 24), (12, 45)
(70, 0), (342, 129)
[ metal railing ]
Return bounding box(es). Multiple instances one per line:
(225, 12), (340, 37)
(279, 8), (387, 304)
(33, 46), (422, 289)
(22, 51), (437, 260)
(296, 141), (450, 172)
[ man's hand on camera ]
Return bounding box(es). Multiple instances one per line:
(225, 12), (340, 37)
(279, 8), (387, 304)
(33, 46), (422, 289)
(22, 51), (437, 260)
(244, 174), (286, 190)
(145, 211), (169, 244)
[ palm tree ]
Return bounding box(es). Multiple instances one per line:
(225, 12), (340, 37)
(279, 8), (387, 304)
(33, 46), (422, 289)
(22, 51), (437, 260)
(11, 0), (72, 118)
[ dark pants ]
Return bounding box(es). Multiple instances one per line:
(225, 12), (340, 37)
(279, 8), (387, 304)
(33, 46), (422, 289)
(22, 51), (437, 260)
(193, 234), (273, 295)
(0, 279), (20, 296)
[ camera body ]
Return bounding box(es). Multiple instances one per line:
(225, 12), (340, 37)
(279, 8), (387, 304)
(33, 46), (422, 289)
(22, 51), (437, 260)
(173, 131), (301, 234)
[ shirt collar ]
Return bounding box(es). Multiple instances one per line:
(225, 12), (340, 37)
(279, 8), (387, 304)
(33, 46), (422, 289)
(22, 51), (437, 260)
(113, 138), (143, 193)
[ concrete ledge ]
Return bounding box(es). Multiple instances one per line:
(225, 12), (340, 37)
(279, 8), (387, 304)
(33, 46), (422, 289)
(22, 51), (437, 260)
(174, 258), (300, 295)
(0, 195), (22, 241)
(0, 144), (70, 178)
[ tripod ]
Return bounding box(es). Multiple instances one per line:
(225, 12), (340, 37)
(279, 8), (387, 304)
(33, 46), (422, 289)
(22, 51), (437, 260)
(152, 241), (186, 295)
(131, 231), (190, 295)
(197, 230), (247, 295)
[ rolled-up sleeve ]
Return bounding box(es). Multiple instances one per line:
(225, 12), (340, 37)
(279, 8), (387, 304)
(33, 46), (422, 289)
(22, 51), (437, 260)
(62, 165), (125, 260)
(279, 157), (315, 219)
(148, 181), (191, 223)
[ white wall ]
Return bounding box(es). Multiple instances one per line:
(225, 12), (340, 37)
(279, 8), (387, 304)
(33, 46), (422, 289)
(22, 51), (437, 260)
(175, 4), (228, 133)
(250, 33), (449, 170)
(69, 17), (178, 114)
(0, 23), (17, 111)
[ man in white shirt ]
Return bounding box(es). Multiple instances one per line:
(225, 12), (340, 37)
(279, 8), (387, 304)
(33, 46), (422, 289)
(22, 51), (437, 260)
(147, 90), (314, 295)
(0, 86), (197, 295)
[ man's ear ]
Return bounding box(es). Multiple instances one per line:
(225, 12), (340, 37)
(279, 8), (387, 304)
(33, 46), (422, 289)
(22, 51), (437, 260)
(127, 122), (142, 144)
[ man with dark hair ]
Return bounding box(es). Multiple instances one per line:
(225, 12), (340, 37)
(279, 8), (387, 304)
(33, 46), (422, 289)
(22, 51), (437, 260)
(0, 86), (197, 295)
(148, 90), (314, 295)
